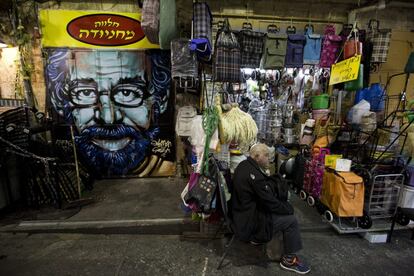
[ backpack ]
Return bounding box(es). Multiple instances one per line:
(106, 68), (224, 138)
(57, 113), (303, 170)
(303, 25), (322, 65)
(213, 19), (241, 82)
(262, 26), (287, 69)
(141, 0), (160, 44)
(238, 29), (265, 68)
(319, 25), (342, 68)
(159, 0), (178, 49)
(175, 106), (197, 137)
(285, 34), (306, 68)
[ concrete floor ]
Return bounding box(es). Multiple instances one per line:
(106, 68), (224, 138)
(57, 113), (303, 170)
(0, 177), (413, 275)
(69, 177), (188, 221)
(0, 230), (413, 276)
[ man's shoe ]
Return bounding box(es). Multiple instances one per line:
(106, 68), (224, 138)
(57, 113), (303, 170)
(280, 255), (311, 274)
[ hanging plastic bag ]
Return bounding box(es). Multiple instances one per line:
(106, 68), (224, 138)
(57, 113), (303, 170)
(348, 99), (370, 124)
(171, 39), (198, 79)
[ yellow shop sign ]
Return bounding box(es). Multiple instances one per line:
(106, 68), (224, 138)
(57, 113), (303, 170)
(39, 9), (159, 49)
(329, 55), (361, 85)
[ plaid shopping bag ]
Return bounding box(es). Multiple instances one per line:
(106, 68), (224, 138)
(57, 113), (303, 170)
(237, 29), (265, 68)
(367, 20), (391, 63)
(213, 19), (241, 82)
(214, 47), (241, 82)
(193, 2), (212, 43)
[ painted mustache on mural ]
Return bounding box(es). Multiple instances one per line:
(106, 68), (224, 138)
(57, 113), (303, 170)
(75, 125), (154, 176)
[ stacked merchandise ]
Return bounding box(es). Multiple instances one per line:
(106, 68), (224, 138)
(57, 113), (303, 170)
(163, 3), (412, 229)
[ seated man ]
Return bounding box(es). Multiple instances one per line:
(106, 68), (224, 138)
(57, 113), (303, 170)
(231, 143), (310, 274)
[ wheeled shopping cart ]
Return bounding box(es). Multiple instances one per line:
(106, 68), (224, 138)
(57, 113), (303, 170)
(363, 167), (405, 224)
(300, 148), (330, 207)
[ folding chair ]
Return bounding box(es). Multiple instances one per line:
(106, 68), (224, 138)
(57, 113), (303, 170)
(216, 192), (268, 270)
(216, 216), (268, 269)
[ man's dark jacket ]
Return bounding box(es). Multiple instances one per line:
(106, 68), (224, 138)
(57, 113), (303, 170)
(231, 157), (294, 243)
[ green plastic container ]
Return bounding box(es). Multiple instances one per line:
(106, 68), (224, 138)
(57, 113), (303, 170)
(312, 94), (330, 109)
(344, 64), (364, 91)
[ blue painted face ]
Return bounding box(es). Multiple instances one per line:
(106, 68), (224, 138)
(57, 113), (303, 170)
(48, 50), (159, 176)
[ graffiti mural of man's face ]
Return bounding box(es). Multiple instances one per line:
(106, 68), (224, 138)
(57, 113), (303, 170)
(48, 50), (163, 176)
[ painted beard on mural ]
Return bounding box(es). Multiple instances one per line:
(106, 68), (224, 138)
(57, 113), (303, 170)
(46, 50), (170, 176)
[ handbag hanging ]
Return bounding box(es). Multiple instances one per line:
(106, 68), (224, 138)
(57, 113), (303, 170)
(343, 29), (363, 59)
(186, 174), (217, 213)
(285, 33), (306, 68)
(238, 28), (265, 68)
(213, 19), (241, 82)
(262, 25), (287, 69)
(303, 25), (322, 65)
(367, 19), (391, 63)
(319, 25), (342, 68)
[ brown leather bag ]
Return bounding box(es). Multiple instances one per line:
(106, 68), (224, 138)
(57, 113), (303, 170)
(344, 30), (363, 59)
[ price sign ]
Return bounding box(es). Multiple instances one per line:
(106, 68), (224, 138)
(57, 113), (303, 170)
(329, 55), (361, 85)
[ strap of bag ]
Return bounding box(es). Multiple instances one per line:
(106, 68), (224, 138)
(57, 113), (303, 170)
(304, 24), (314, 35)
(368, 19), (380, 31)
(335, 23), (359, 63)
(267, 24), (279, 33)
(242, 22), (253, 30)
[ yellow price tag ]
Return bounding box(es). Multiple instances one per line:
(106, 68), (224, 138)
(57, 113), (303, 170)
(329, 55), (361, 86)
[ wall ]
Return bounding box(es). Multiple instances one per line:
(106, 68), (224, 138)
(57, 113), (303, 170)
(38, 4), (176, 178)
(0, 47), (21, 99)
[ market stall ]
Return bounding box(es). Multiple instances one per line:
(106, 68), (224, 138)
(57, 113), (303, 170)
(175, 1), (414, 235)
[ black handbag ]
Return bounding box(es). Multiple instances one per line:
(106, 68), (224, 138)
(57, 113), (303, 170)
(187, 174), (217, 213)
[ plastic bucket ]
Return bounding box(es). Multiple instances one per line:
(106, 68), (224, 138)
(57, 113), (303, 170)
(312, 109), (330, 121)
(312, 94), (329, 110)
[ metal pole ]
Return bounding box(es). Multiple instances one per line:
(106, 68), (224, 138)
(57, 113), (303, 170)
(70, 125), (82, 199)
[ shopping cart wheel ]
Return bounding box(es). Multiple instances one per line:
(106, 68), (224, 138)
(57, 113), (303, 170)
(324, 210), (334, 222)
(315, 201), (326, 215)
(395, 211), (410, 226)
(358, 212), (372, 229)
(307, 196), (315, 207)
(299, 190), (307, 200)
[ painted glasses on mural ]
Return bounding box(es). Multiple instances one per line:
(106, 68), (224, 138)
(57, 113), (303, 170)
(46, 49), (175, 177)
